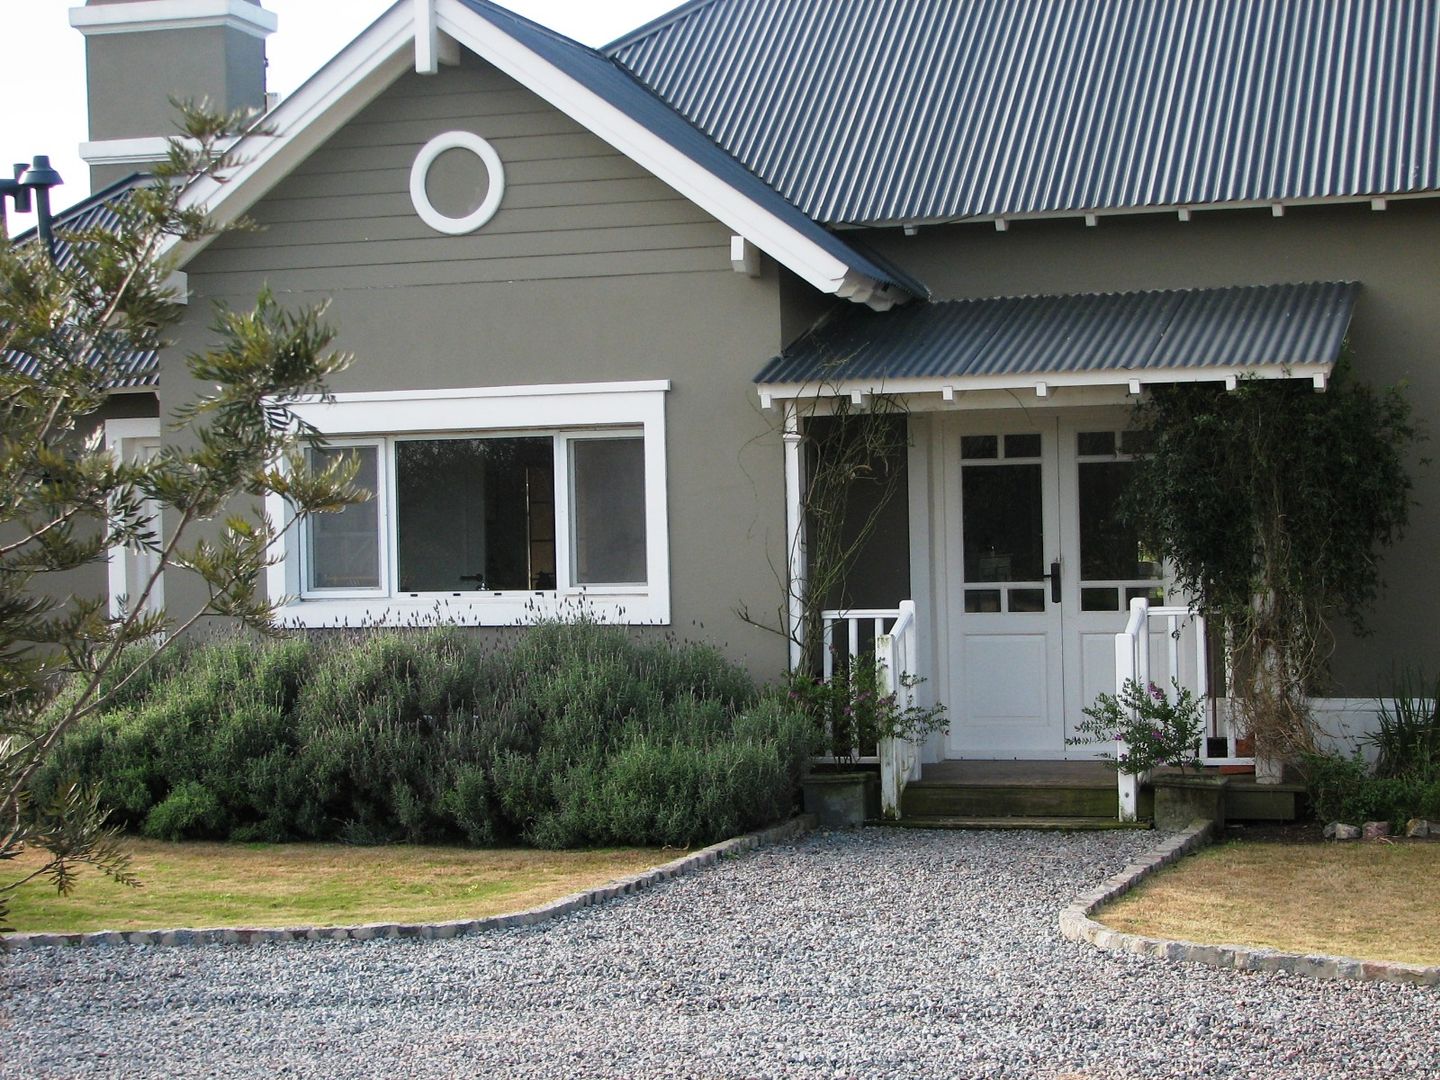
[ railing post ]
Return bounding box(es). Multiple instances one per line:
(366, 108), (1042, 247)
(1114, 597), (1149, 821)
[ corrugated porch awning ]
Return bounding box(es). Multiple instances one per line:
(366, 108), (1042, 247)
(755, 281), (1359, 401)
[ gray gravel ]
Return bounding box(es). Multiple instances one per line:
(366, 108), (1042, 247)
(2, 828), (1436, 1079)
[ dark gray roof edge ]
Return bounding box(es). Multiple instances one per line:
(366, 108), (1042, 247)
(755, 281), (1359, 385)
(9, 172), (148, 245)
(459, 0), (923, 301)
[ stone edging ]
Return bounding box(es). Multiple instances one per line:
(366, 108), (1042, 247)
(1059, 818), (1440, 987)
(1, 814), (816, 952)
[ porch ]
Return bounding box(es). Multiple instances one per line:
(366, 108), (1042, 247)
(769, 283), (1357, 822)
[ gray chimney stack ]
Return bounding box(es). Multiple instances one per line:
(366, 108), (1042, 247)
(70, 0), (277, 189)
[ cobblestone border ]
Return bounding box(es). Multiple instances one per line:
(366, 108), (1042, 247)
(1, 814), (816, 952)
(1059, 818), (1440, 986)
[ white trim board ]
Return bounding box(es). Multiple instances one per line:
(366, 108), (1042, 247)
(80, 137), (176, 167)
(757, 362), (1333, 405)
(161, 0), (903, 309)
(103, 418), (164, 620)
(70, 1), (277, 39)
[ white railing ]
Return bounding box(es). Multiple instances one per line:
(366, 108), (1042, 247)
(1113, 597), (1232, 820)
(819, 602), (923, 818)
(876, 600), (923, 819)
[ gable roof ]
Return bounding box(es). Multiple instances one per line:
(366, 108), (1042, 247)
(609, 0), (1440, 226)
(756, 281), (1358, 395)
(168, 0), (924, 309)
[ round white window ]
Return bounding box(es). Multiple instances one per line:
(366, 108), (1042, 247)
(409, 131), (506, 235)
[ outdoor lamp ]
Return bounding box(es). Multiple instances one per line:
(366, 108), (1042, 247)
(0, 155), (64, 259)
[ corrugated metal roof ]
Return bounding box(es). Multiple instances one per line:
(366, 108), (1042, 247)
(755, 281), (1359, 385)
(4, 174), (159, 390)
(458, 0), (926, 299)
(610, 0), (1440, 226)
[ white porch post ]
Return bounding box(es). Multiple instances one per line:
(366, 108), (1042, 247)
(783, 401), (805, 671)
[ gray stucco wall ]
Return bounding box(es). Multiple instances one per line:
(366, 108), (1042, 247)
(865, 201), (1440, 695)
(156, 54), (793, 678)
(85, 24), (267, 188)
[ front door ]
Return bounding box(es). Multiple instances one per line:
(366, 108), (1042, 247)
(943, 414), (1164, 758)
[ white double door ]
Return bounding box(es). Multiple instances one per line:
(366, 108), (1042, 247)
(941, 413), (1163, 758)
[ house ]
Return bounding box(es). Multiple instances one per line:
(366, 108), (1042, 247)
(48, 0), (1440, 781)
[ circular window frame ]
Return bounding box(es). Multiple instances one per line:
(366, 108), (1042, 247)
(409, 131), (506, 235)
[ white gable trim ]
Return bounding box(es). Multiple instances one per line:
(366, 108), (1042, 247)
(165, 0), (902, 308)
(165, 3), (416, 265)
(432, 0), (896, 307)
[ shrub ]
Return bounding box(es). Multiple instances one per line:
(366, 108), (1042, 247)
(1303, 751), (1438, 829)
(1068, 679), (1206, 774)
(29, 622), (813, 850)
(1367, 672), (1440, 784)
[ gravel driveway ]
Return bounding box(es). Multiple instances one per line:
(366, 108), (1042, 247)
(3, 828), (1436, 1079)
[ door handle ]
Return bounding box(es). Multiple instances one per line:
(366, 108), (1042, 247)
(1046, 561), (1061, 604)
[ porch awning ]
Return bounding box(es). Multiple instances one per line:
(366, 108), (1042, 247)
(755, 281), (1359, 401)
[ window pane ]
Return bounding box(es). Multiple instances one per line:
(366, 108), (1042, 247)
(1004, 433), (1041, 458)
(964, 588), (1001, 613)
(1081, 586), (1120, 611)
(1008, 587), (1046, 612)
(960, 435), (997, 460)
(572, 438), (647, 585)
(396, 437), (554, 592)
(1077, 431), (1116, 456)
(962, 463), (1043, 582)
(307, 446), (380, 590)
(1078, 461), (1162, 581)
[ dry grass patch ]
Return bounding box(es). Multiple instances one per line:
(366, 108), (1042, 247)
(1100, 840), (1440, 967)
(5, 840), (667, 933)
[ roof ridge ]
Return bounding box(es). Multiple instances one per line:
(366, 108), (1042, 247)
(601, 0), (724, 55)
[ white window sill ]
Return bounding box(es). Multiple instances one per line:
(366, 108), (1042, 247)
(276, 591), (666, 629)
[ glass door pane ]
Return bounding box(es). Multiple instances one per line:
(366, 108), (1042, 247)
(961, 442), (1045, 614)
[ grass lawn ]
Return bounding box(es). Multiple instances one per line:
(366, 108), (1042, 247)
(1100, 840), (1440, 967)
(5, 840), (666, 934)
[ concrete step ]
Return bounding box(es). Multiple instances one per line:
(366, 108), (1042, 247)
(872, 816), (1152, 832)
(901, 781), (1118, 819)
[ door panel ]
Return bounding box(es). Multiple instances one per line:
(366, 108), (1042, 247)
(1060, 418), (1167, 756)
(946, 418), (1064, 757)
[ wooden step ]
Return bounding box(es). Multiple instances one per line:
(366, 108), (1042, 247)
(901, 781), (1118, 819)
(872, 815), (1153, 832)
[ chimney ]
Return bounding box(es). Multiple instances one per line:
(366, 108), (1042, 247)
(70, 0), (277, 189)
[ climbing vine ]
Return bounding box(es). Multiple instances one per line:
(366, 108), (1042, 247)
(1123, 353), (1419, 763)
(740, 393), (910, 673)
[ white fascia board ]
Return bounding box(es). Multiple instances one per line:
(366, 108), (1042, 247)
(163, 3), (415, 266)
(70, 1), (277, 38)
(756, 363), (1335, 402)
(80, 136), (175, 166)
(432, 0), (879, 302)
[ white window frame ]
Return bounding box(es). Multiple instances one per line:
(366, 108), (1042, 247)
(267, 381), (670, 627)
(104, 417), (164, 620)
(299, 438), (389, 600)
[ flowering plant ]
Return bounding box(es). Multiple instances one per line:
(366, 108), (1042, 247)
(1068, 678), (1205, 775)
(788, 651), (948, 767)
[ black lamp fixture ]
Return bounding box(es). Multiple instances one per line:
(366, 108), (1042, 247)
(0, 155), (65, 259)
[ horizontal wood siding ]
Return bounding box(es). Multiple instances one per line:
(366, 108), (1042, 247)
(166, 52), (793, 678)
(204, 55), (731, 292)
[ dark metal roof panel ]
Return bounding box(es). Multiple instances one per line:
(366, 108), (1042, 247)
(4, 175), (159, 390)
(755, 282), (1359, 384)
(611, 0), (1440, 225)
(458, 0), (924, 297)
